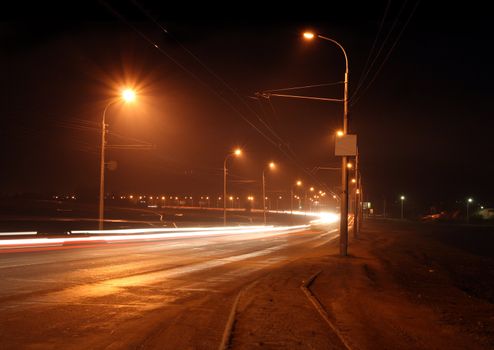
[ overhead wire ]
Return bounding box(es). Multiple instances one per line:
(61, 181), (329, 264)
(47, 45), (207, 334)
(117, 1), (336, 195)
(351, 0), (392, 101)
(351, 0), (421, 106)
(99, 1), (281, 150)
(263, 81), (344, 93)
(350, 0), (410, 104)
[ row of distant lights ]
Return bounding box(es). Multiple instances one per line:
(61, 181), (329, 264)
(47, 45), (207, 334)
(53, 193), (334, 201)
(467, 198), (485, 210)
(400, 196), (484, 209)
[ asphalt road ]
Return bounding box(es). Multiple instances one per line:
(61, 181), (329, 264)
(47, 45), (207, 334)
(0, 223), (338, 349)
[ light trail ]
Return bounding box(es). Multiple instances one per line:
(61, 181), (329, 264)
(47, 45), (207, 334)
(0, 231), (37, 236)
(0, 225), (309, 249)
(70, 225), (270, 235)
(0, 211), (339, 251)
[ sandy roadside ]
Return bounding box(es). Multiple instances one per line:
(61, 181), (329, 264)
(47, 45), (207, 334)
(228, 220), (494, 349)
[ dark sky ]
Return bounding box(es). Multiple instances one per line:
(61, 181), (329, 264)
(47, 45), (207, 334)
(1, 1), (493, 214)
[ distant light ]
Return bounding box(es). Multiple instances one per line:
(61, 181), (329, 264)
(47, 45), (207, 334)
(356, 189), (360, 194)
(400, 195), (405, 200)
(347, 163), (353, 169)
(229, 196), (234, 200)
(296, 180), (302, 186)
(351, 178), (356, 183)
(129, 195), (133, 199)
(122, 88), (136, 102)
(161, 196), (165, 200)
(269, 161), (275, 169)
(480, 206), (484, 209)
(468, 198), (473, 203)
(234, 148), (242, 156)
(310, 187), (314, 192)
(336, 130), (344, 137)
(303, 32), (315, 40)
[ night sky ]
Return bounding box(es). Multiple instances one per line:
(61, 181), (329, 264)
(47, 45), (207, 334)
(1, 1), (493, 215)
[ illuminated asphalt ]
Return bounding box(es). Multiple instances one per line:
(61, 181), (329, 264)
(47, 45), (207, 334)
(0, 222), (339, 349)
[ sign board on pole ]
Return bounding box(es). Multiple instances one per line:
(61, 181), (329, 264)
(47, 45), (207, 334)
(335, 134), (357, 156)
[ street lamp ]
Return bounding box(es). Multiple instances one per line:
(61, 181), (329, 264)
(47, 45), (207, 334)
(466, 197), (473, 222)
(304, 31), (350, 256)
(400, 195), (405, 220)
(291, 180), (302, 216)
(99, 88), (136, 230)
(223, 148), (242, 225)
(262, 162), (276, 225)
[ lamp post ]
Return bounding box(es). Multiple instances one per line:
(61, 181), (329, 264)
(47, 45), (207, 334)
(400, 195), (405, 220)
(99, 88), (136, 230)
(291, 180), (302, 220)
(290, 180), (302, 224)
(262, 162), (276, 225)
(223, 148), (242, 226)
(304, 32), (350, 256)
(466, 198), (473, 222)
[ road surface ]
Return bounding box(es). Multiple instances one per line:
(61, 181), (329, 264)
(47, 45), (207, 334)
(0, 223), (338, 349)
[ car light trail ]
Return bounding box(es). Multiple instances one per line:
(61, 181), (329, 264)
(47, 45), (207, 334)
(0, 231), (37, 236)
(0, 211), (339, 251)
(70, 225), (270, 235)
(0, 225), (309, 249)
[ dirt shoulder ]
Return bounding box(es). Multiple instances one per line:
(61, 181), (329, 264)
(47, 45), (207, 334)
(230, 220), (494, 349)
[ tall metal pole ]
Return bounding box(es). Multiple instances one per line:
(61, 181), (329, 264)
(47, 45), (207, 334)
(262, 170), (266, 225)
(99, 101), (115, 231)
(223, 156), (228, 226)
(290, 188), (293, 214)
(354, 147), (360, 238)
(304, 191), (308, 216)
(316, 35), (349, 256)
(401, 199), (404, 220)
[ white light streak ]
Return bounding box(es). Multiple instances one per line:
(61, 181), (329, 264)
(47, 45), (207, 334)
(0, 231), (37, 236)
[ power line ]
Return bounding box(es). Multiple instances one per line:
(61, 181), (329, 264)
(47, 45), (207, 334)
(352, 0), (392, 100)
(119, 1), (336, 195)
(351, 0), (421, 106)
(350, 0), (411, 103)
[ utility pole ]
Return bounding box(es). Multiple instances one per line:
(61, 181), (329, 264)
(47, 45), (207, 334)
(354, 148), (360, 238)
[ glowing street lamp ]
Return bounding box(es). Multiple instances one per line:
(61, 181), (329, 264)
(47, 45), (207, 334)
(99, 88), (136, 230)
(304, 30), (350, 256)
(262, 161), (276, 225)
(466, 197), (473, 222)
(303, 32), (315, 40)
(122, 88), (136, 102)
(291, 180), (303, 216)
(223, 148), (242, 225)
